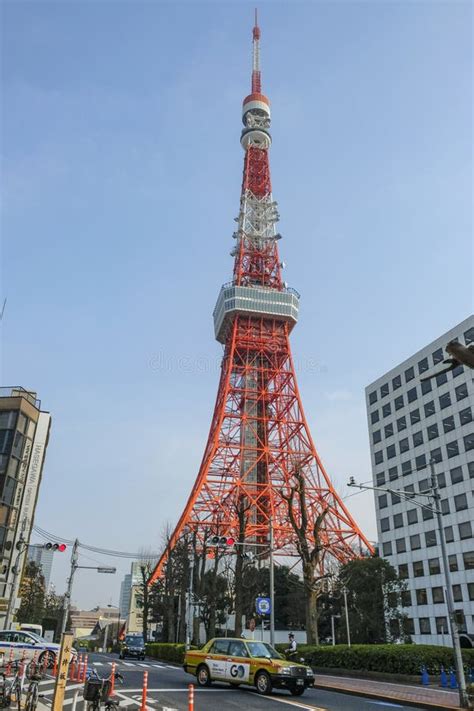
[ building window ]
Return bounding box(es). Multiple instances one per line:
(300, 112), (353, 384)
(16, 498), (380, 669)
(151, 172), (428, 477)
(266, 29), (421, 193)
(385, 423), (394, 438)
(419, 478), (429, 493)
(380, 383), (389, 398)
(454, 493), (467, 511)
(430, 447), (442, 463)
(397, 416), (407, 432)
(455, 383), (468, 402)
(468, 584), (474, 602)
(399, 438), (409, 454)
(407, 387), (417, 403)
(469, 462), (474, 479)
(413, 560), (424, 577)
(421, 379), (432, 396)
(382, 541), (392, 556)
(459, 407), (472, 426)
(391, 492), (401, 505)
(401, 460), (412, 476)
(376, 472), (386, 486)
(435, 617), (448, 634)
(394, 395), (404, 411)
(378, 494), (388, 509)
(438, 472), (446, 488)
(418, 357), (429, 374)
(439, 393), (452, 410)
(394, 513), (404, 528)
(452, 364), (464, 377)
(371, 411), (380, 424)
(380, 517), (390, 532)
(416, 589), (428, 605)
(373, 430), (382, 445)
(382, 403), (391, 418)
(392, 375), (402, 390)
(410, 534), (421, 550)
(450, 466), (463, 485)
(441, 498), (450, 515)
(424, 401), (436, 417)
(425, 531), (437, 547)
(388, 466), (398, 481)
(443, 416), (455, 433)
(448, 554), (458, 572)
(401, 590), (411, 607)
(459, 521), (472, 540)
(405, 366), (415, 382)
(446, 440), (459, 458)
(410, 409), (420, 425)
(464, 326), (474, 344)
(422, 507), (434, 521)
(375, 450), (384, 465)
(452, 585), (463, 602)
(432, 587), (444, 604)
(386, 445), (396, 460)
(419, 618), (431, 635)
(399, 563), (409, 579)
(436, 372), (448, 387)
(413, 431), (423, 447)
(427, 424), (439, 440)
(396, 538), (406, 553)
(428, 558), (441, 575)
(404, 484), (415, 498)
(369, 391), (378, 405)
(464, 433), (474, 451)
(415, 454), (426, 470)
(432, 348), (444, 365)
(445, 526), (455, 543)
(407, 509), (418, 525)
(462, 551), (474, 570)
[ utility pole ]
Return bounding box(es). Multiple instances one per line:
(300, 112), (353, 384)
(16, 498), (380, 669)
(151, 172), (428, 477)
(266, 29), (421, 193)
(429, 460), (468, 708)
(185, 553), (194, 650)
(269, 517), (275, 648)
(4, 533), (27, 630)
(342, 586), (351, 647)
(60, 539), (79, 636)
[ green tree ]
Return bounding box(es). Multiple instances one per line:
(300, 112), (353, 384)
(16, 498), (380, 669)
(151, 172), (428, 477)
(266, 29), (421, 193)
(16, 561), (46, 625)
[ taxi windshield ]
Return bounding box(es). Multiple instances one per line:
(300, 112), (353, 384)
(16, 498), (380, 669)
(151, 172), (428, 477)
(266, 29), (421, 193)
(125, 637), (144, 647)
(246, 641), (283, 660)
(27, 632), (47, 643)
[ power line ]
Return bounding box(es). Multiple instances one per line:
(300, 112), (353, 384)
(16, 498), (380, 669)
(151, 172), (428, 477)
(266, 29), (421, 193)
(33, 525), (161, 560)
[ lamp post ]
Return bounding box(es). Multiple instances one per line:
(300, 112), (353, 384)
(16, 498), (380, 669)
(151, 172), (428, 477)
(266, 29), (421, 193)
(348, 458), (469, 709)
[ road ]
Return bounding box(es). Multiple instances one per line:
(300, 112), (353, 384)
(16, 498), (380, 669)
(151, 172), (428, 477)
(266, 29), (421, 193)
(38, 652), (426, 711)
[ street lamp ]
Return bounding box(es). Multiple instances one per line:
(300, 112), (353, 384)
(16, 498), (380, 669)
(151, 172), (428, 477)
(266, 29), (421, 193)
(348, 458), (469, 709)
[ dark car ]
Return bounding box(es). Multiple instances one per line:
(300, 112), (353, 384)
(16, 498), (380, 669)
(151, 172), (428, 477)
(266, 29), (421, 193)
(119, 635), (146, 660)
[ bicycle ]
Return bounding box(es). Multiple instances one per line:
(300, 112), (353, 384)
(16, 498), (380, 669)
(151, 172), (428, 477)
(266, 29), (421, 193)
(0, 660), (28, 711)
(23, 663), (44, 711)
(83, 667), (124, 711)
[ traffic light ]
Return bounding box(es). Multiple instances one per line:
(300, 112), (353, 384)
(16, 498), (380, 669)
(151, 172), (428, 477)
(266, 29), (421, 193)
(210, 536), (235, 548)
(43, 542), (67, 552)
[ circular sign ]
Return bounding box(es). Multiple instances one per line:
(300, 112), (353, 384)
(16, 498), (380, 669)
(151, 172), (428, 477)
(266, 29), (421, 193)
(256, 597), (271, 615)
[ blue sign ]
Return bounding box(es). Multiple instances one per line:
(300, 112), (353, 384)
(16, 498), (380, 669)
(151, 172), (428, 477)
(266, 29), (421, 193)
(256, 597), (271, 616)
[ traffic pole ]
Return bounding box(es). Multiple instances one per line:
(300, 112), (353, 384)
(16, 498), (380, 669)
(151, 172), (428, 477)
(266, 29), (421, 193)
(188, 683), (194, 711)
(110, 662), (116, 695)
(140, 671), (148, 711)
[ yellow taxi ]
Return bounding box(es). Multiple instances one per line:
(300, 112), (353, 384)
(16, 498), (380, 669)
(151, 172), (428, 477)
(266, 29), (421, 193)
(183, 637), (315, 697)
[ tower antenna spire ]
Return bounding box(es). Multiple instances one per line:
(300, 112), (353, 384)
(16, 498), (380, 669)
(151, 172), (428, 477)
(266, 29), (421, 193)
(252, 8), (261, 93)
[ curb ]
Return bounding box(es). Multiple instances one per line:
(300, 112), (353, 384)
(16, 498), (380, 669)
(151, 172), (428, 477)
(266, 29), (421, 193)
(314, 681), (463, 711)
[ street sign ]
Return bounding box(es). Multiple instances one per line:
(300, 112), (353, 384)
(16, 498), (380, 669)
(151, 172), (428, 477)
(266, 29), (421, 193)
(97, 567), (116, 574)
(52, 632), (74, 711)
(256, 597), (271, 616)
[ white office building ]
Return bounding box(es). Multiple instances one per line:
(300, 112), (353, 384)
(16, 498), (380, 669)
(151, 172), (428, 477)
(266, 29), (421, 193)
(27, 545), (54, 589)
(366, 315), (474, 646)
(119, 573), (132, 619)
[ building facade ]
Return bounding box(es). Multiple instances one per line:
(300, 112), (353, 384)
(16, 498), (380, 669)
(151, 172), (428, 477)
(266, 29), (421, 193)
(366, 316), (474, 645)
(27, 545), (54, 590)
(0, 387), (51, 625)
(119, 573), (132, 620)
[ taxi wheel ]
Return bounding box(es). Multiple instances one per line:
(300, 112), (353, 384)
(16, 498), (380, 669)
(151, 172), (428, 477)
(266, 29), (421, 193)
(255, 671), (272, 695)
(291, 687), (305, 696)
(196, 664), (212, 687)
(39, 651), (55, 668)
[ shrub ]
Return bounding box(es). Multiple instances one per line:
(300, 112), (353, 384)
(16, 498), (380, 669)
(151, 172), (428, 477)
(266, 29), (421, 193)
(145, 643), (199, 664)
(275, 644), (474, 676)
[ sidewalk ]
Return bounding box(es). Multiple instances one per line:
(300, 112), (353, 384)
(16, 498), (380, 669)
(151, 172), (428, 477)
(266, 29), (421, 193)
(314, 672), (466, 710)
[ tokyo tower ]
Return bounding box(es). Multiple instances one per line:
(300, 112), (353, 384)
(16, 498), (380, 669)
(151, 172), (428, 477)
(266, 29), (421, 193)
(150, 15), (372, 588)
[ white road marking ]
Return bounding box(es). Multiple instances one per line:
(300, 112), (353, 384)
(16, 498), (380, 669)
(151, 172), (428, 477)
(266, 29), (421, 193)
(138, 663), (149, 667)
(152, 664), (166, 669)
(123, 662), (135, 666)
(264, 698), (326, 710)
(93, 662), (104, 666)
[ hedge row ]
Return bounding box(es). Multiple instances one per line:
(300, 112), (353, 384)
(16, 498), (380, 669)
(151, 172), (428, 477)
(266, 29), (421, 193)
(146, 643), (196, 664)
(275, 644), (474, 675)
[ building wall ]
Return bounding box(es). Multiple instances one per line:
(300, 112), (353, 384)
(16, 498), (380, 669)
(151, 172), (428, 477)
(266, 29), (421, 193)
(120, 574), (132, 619)
(366, 316), (474, 645)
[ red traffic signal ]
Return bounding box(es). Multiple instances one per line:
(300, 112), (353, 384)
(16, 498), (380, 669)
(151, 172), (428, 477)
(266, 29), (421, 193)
(44, 542), (67, 552)
(210, 535), (235, 548)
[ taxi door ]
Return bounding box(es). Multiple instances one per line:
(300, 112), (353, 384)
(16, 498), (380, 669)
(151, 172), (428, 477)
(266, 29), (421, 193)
(225, 640), (251, 685)
(205, 639), (229, 682)
(10, 632), (36, 661)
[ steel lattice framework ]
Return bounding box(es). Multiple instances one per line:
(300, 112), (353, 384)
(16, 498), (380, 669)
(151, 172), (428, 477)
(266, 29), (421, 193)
(149, 15), (373, 585)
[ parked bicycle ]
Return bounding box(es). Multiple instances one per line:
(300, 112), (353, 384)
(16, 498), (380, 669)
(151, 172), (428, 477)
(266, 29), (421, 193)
(23, 664), (44, 711)
(83, 668), (123, 711)
(0, 660), (44, 711)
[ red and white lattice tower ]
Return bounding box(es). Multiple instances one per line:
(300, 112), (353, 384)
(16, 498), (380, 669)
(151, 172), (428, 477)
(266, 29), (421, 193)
(150, 14), (372, 583)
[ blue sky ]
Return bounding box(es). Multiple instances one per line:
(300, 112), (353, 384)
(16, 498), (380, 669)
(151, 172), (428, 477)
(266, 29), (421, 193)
(2, 0), (472, 608)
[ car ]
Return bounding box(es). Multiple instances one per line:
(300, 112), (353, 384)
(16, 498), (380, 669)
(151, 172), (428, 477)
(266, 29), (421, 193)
(119, 635), (146, 660)
(0, 629), (77, 667)
(183, 637), (315, 697)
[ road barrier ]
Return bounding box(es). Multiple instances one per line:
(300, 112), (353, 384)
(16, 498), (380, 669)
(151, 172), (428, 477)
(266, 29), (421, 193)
(6, 647), (13, 675)
(110, 662), (116, 695)
(52, 654), (58, 677)
(82, 655), (89, 682)
(188, 683), (194, 711)
(140, 671), (148, 711)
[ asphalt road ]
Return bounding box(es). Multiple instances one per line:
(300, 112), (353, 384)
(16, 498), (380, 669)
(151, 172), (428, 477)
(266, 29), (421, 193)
(38, 652), (426, 711)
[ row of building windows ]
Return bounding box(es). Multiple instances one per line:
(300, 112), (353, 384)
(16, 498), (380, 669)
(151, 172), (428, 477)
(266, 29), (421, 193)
(380, 493), (471, 530)
(368, 328), (474, 404)
(382, 522), (473, 556)
(401, 583), (474, 606)
(374, 435), (474, 465)
(398, 552), (474, 580)
(372, 408), (472, 445)
(376, 461), (474, 487)
(402, 614), (470, 636)
(370, 383), (469, 424)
